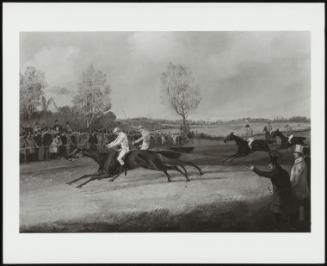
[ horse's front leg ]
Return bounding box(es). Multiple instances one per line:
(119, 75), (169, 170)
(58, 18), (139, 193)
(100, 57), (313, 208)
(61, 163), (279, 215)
(166, 165), (190, 182)
(76, 173), (111, 188)
(222, 153), (239, 164)
(229, 154), (241, 164)
(108, 172), (122, 182)
(179, 160), (203, 176)
(66, 172), (102, 185)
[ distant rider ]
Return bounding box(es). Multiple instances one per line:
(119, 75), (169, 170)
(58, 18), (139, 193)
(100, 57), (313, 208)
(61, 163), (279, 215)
(244, 124), (254, 149)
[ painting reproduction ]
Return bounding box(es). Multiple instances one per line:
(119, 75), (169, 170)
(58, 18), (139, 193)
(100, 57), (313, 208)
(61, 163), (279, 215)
(19, 31), (311, 232)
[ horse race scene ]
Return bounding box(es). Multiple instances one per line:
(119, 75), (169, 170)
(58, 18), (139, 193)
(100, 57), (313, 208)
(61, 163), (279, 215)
(19, 32), (311, 232)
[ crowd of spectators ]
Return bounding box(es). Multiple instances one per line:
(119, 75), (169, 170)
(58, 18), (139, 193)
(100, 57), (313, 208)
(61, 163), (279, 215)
(20, 120), (197, 164)
(19, 120), (117, 163)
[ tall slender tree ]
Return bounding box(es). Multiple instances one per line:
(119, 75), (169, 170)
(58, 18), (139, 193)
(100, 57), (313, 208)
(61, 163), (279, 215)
(20, 66), (47, 120)
(161, 62), (201, 136)
(73, 64), (112, 130)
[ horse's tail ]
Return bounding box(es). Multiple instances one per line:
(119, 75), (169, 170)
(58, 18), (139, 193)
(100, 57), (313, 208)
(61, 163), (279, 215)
(155, 150), (182, 159)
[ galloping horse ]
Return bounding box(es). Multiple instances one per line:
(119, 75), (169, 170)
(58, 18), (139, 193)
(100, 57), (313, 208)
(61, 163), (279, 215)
(270, 129), (306, 149)
(223, 132), (270, 163)
(66, 145), (203, 188)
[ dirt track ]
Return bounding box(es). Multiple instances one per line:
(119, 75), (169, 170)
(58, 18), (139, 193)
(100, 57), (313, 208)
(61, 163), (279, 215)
(20, 134), (310, 232)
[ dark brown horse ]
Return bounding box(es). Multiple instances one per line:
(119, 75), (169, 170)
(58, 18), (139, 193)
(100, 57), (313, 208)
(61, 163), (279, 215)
(223, 132), (270, 163)
(270, 129), (306, 149)
(66, 146), (203, 188)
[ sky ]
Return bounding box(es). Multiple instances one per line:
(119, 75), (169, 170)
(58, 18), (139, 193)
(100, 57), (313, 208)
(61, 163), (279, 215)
(20, 31), (310, 120)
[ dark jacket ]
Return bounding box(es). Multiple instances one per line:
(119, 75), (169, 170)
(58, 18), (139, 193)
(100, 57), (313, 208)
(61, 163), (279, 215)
(89, 134), (98, 150)
(61, 134), (68, 145)
(33, 133), (42, 146)
(43, 133), (53, 147)
(253, 164), (291, 213)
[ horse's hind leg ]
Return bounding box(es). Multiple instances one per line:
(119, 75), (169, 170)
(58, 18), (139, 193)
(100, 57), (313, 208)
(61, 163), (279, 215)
(179, 160), (203, 175)
(163, 170), (172, 182)
(166, 165), (190, 181)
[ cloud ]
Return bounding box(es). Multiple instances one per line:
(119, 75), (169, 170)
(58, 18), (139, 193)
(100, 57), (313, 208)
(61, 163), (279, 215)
(20, 32), (310, 119)
(21, 45), (81, 84)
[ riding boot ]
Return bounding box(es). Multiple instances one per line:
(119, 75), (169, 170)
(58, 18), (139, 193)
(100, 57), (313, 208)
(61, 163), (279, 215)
(118, 164), (125, 175)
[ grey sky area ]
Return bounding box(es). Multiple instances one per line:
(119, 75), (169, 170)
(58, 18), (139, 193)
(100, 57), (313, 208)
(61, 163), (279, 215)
(20, 31), (310, 120)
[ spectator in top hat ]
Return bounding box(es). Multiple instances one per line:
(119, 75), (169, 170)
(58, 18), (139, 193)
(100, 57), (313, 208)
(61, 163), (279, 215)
(88, 130), (98, 151)
(290, 144), (310, 225)
(53, 119), (62, 133)
(34, 130), (43, 161)
(65, 122), (73, 134)
(60, 132), (68, 159)
(249, 150), (292, 229)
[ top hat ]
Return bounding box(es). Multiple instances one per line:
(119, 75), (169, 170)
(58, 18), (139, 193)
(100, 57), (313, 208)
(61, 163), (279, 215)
(113, 127), (120, 134)
(294, 144), (304, 154)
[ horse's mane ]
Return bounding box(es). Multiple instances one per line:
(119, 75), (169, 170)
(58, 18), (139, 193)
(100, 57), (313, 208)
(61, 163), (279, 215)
(231, 133), (247, 143)
(274, 130), (287, 140)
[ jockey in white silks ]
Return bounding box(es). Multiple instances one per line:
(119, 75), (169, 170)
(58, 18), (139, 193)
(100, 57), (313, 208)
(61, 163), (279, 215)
(172, 132), (179, 145)
(132, 125), (151, 150)
(244, 124), (255, 149)
(160, 134), (166, 146)
(106, 127), (129, 166)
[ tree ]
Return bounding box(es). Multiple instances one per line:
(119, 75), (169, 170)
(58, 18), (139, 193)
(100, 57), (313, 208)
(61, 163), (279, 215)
(91, 111), (117, 131)
(20, 66), (47, 120)
(41, 95), (58, 113)
(161, 62), (201, 136)
(73, 64), (112, 130)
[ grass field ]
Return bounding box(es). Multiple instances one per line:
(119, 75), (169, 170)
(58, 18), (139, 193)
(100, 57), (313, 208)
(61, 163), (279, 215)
(20, 130), (310, 232)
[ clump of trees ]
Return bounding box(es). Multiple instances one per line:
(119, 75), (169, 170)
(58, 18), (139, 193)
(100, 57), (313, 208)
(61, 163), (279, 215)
(20, 66), (47, 120)
(73, 64), (112, 130)
(161, 62), (202, 136)
(20, 64), (116, 131)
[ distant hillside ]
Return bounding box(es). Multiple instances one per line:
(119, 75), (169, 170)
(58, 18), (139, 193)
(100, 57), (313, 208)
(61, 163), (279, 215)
(118, 116), (311, 130)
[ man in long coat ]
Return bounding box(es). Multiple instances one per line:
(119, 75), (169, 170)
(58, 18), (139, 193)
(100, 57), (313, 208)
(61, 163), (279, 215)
(290, 144), (310, 225)
(249, 150), (292, 229)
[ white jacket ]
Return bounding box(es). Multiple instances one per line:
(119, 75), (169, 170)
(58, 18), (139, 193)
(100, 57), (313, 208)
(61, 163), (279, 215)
(134, 129), (150, 149)
(107, 132), (129, 151)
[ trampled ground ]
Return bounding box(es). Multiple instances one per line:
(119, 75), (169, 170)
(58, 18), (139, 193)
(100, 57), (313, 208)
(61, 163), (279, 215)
(20, 131), (310, 232)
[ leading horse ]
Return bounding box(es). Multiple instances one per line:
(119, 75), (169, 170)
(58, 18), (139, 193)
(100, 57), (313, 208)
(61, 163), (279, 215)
(66, 145), (203, 188)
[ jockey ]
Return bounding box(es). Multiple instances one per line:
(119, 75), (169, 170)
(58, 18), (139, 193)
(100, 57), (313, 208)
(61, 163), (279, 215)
(106, 127), (129, 166)
(244, 124), (254, 149)
(132, 125), (151, 150)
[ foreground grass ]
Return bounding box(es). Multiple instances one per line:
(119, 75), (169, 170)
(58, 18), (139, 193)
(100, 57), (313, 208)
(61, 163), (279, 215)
(20, 196), (310, 233)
